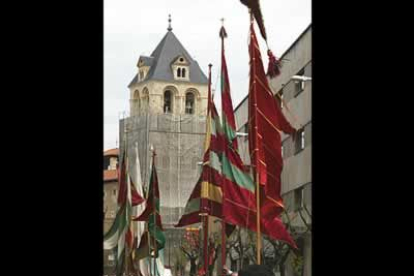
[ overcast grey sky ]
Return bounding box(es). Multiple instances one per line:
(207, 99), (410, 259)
(104, 0), (311, 150)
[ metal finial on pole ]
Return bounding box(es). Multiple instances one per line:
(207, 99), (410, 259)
(167, 14), (172, 31)
(219, 18), (227, 39)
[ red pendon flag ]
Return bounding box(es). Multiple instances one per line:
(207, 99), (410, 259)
(220, 25), (238, 151)
(117, 152), (145, 206)
(130, 177), (145, 207)
(248, 19), (296, 210)
(220, 22), (295, 248)
(117, 151), (128, 205)
(175, 177), (202, 227)
(132, 158), (162, 227)
(222, 145), (296, 248)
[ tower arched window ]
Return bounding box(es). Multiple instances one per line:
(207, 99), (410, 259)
(182, 68), (186, 78)
(133, 90), (140, 115)
(177, 68), (181, 78)
(164, 90), (172, 113)
(141, 88), (149, 112)
(185, 92), (195, 114)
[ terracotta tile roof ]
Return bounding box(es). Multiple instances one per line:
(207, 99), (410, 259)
(104, 170), (118, 182)
(104, 148), (119, 157)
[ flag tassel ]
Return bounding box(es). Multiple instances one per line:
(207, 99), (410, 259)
(266, 49), (281, 78)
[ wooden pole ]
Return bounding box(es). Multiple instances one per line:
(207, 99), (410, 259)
(219, 18), (227, 276)
(203, 215), (209, 276)
(152, 149), (157, 276)
(250, 9), (262, 265)
(202, 63), (213, 276)
(255, 172), (261, 265)
(221, 220), (226, 276)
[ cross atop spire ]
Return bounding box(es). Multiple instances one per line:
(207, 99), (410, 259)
(167, 14), (172, 31)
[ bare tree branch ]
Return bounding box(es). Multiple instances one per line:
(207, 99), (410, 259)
(298, 208), (312, 232)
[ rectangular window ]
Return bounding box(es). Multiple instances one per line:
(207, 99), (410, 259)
(294, 187), (304, 211)
(294, 68), (305, 97)
(301, 130), (305, 149)
(295, 128), (305, 154)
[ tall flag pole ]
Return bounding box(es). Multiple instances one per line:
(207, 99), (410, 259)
(247, 5), (298, 261)
(203, 63), (213, 276)
(221, 7), (297, 265)
(247, 10), (297, 214)
(248, 10), (262, 264)
(219, 18), (232, 274)
(175, 64), (224, 229)
(134, 147), (166, 276)
(176, 60), (238, 275)
(152, 149), (157, 276)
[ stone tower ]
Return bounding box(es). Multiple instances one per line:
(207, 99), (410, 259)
(128, 16), (208, 117)
(119, 16), (208, 268)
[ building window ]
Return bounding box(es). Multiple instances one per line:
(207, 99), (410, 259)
(295, 128), (305, 154)
(185, 92), (194, 114)
(294, 68), (305, 97)
(182, 68), (186, 78)
(294, 81), (305, 96)
(294, 187), (304, 211)
(177, 68), (181, 78)
(164, 90), (172, 113)
(113, 189), (116, 196)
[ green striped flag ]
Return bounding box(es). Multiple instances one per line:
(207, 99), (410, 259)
(103, 149), (133, 276)
(134, 153), (166, 256)
(175, 65), (225, 229)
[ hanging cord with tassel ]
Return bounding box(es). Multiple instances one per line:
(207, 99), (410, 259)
(240, 0), (282, 79)
(266, 46), (282, 78)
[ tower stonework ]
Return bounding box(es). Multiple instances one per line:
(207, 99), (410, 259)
(128, 28), (208, 117)
(120, 24), (208, 268)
